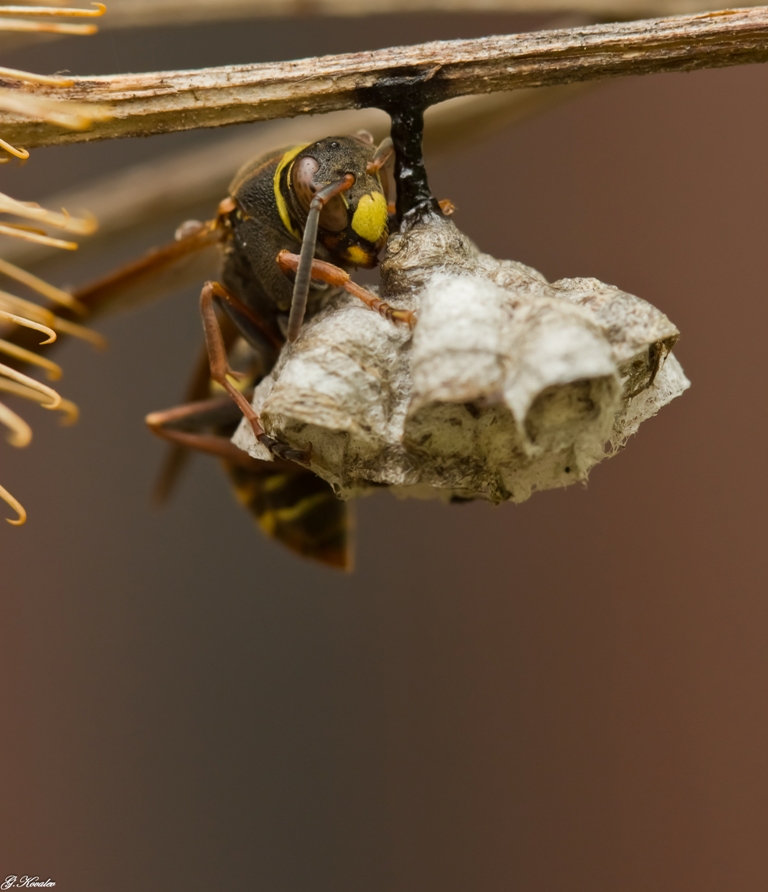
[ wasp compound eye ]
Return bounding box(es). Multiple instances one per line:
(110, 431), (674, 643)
(292, 155), (320, 213)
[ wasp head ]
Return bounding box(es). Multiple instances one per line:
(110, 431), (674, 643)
(287, 134), (392, 269)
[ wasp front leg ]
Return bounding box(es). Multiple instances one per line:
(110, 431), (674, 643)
(199, 281), (311, 464)
(276, 252), (416, 329)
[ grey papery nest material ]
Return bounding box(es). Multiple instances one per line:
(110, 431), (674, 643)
(233, 213), (689, 503)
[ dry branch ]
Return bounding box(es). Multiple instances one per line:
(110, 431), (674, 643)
(1, 7), (767, 148)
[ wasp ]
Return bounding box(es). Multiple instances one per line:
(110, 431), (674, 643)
(38, 130), (415, 569)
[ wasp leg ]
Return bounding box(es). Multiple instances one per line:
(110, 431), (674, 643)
(146, 396), (296, 471)
(366, 137), (394, 175)
(200, 281), (311, 464)
(153, 312), (276, 505)
(152, 336), (233, 505)
(211, 279), (283, 356)
(277, 251), (416, 329)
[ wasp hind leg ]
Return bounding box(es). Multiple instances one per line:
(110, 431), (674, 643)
(276, 252), (416, 329)
(199, 281), (311, 464)
(145, 395), (293, 472)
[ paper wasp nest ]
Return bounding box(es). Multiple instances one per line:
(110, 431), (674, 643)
(233, 214), (689, 503)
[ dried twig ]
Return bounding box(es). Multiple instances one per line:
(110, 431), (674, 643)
(2, 7), (768, 148)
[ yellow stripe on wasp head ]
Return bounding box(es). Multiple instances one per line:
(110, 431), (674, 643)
(351, 191), (388, 244)
(273, 144), (309, 240)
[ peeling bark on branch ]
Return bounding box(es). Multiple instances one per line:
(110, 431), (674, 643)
(2, 6), (768, 148)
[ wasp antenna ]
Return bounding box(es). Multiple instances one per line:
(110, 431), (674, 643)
(366, 137), (393, 175)
(287, 174), (354, 344)
(287, 204), (320, 343)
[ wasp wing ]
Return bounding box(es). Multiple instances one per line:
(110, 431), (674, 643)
(74, 219), (223, 319)
(0, 220), (224, 367)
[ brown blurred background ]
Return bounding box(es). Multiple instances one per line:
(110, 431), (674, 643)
(1, 10), (767, 892)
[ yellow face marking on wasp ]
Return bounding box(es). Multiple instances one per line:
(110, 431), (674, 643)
(350, 192), (387, 244)
(273, 144), (308, 240)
